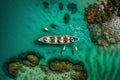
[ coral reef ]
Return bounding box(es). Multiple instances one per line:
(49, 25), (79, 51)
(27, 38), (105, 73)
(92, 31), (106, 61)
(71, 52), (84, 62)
(67, 3), (78, 14)
(16, 65), (86, 80)
(71, 72), (87, 80)
(88, 24), (116, 46)
(64, 13), (70, 24)
(16, 66), (72, 80)
(49, 60), (72, 72)
(4, 55), (87, 80)
(102, 16), (120, 41)
(8, 62), (22, 77)
(19, 51), (40, 67)
(118, 7), (120, 16)
(48, 59), (87, 80)
(86, 0), (120, 23)
(86, 9), (97, 23)
(111, 0), (120, 8)
(3, 57), (22, 78)
(3, 51), (41, 78)
(86, 0), (120, 46)
(72, 64), (83, 72)
(86, 2), (114, 23)
(16, 60), (87, 80)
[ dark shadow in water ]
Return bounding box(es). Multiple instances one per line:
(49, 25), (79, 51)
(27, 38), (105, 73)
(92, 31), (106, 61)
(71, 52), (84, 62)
(34, 0), (59, 7)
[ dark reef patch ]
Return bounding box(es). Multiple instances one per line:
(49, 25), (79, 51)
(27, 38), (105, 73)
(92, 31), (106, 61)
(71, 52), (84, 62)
(85, 0), (120, 46)
(86, 0), (120, 23)
(19, 51), (41, 61)
(3, 51), (43, 78)
(18, 51), (41, 67)
(48, 58), (87, 80)
(3, 52), (87, 80)
(2, 57), (22, 78)
(50, 23), (57, 29)
(42, 1), (49, 9)
(67, 3), (78, 14)
(118, 7), (120, 16)
(64, 13), (70, 24)
(58, 2), (63, 10)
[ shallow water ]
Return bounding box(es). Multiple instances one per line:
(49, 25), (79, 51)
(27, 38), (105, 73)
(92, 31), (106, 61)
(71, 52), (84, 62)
(0, 0), (120, 80)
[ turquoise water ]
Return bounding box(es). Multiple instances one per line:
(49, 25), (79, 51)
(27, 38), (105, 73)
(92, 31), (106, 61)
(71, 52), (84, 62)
(0, 0), (120, 80)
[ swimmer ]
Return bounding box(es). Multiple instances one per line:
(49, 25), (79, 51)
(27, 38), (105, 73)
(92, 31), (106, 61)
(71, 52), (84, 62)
(43, 28), (49, 31)
(63, 45), (66, 50)
(75, 46), (78, 51)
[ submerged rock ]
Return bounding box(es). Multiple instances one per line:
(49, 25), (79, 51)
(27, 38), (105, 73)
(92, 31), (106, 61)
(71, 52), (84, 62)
(86, 9), (97, 23)
(49, 60), (72, 72)
(111, 0), (120, 7)
(103, 31), (116, 44)
(59, 2), (63, 10)
(7, 58), (87, 80)
(3, 57), (22, 78)
(89, 24), (102, 42)
(97, 38), (109, 46)
(42, 1), (49, 8)
(102, 16), (120, 41)
(72, 64), (83, 72)
(67, 3), (78, 14)
(50, 23), (57, 29)
(3, 51), (43, 79)
(48, 59), (87, 80)
(86, 1), (115, 23)
(19, 51), (41, 67)
(64, 13), (70, 24)
(118, 7), (120, 16)
(71, 72), (87, 80)
(86, 0), (119, 46)
(88, 23), (117, 46)
(22, 56), (39, 67)
(8, 62), (22, 77)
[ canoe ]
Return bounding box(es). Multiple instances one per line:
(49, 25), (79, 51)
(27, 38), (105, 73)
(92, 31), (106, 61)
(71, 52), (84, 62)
(38, 35), (79, 44)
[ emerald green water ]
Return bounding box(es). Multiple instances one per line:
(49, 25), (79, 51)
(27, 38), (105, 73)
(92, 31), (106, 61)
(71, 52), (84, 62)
(0, 0), (120, 80)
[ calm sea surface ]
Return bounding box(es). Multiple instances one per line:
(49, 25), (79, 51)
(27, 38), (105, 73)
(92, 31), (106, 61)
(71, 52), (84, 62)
(0, 0), (120, 80)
